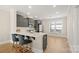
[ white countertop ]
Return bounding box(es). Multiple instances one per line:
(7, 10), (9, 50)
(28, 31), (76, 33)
(16, 31), (47, 37)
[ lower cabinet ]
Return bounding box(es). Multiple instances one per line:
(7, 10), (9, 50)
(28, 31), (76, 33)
(43, 35), (47, 51)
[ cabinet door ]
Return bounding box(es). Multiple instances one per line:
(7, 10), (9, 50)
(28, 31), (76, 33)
(17, 14), (20, 27)
(23, 18), (29, 27)
(29, 18), (34, 28)
(43, 35), (47, 51)
(34, 20), (39, 32)
(17, 14), (29, 27)
(29, 19), (34, 25)
(17, 14), (24, 27)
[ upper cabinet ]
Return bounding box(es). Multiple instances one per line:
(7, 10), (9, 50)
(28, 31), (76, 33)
(16, 13), (42, 32)
(17, 14), (29, 27)
(34, 20), (42, 32)
(23, 18), (29, 27)
(28, 18), (34, 27)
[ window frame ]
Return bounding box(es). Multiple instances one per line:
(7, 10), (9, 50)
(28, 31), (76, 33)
(49, 21), (63, 33)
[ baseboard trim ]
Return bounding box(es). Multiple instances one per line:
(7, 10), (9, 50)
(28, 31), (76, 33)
(67, 39), (73, 53)
(0, 40), (10, 45)
(71, 45), (79, 53)
(32, 48), (43, 53)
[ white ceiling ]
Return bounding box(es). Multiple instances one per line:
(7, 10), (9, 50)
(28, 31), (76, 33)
(0, 5), (69, 19)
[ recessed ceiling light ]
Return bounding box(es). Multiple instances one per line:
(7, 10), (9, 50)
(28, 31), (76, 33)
(27, 12), (30, 15)
(28, 6), (32, 9)
(56, 12), (59, 14)
(53, 5), (56, 8)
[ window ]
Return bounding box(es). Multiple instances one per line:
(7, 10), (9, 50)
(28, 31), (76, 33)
(50, 21), (63, 33)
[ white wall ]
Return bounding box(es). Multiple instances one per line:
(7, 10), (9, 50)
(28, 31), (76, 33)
(42, 17), (67, 38)
(0, 8), (19, 44)
(10, 8), (17, 34)
(0, 10), (10, 43)
(75, 7), (79, 52)
(67, 6), (79, 52)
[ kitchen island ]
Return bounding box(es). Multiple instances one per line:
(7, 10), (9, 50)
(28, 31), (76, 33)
(16, 31), (47, 53)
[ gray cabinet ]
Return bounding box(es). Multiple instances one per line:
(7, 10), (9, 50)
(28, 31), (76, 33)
(17, 14), (42, 30)
(29, 18), (33, 24)
(23, 18), (29, 27)
(34, 20), (42, 32)
(43, 34), (47, 51)
(17, 14), (23, 27)
(17, 14), (29, 27)
(28, 18), (35, 28)
(29, 18), (34, 25)
(34, 20), (39, 32)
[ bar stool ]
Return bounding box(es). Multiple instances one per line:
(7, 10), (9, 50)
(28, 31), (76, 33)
(18, 35), (32, 52)
(12, 34), (19, 47)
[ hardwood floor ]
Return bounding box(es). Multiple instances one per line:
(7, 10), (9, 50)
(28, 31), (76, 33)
(0, 43), (15, 53)
(0, 36), (71, 53)
(45, 36), (71, 53)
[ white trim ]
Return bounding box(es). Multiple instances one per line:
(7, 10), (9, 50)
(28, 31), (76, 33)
(67, 39), (73, 53)
(32, 48), (43, 53)
(71, 45), (79, 53)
